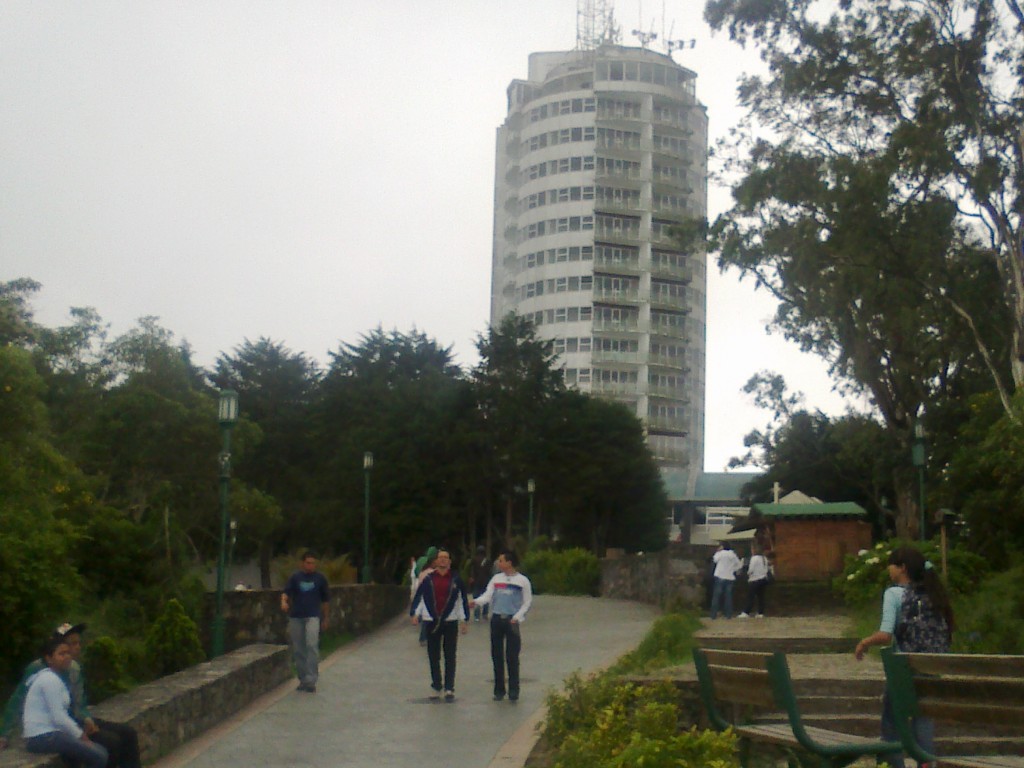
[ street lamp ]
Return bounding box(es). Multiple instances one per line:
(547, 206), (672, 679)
(527, 478), (535, 542)
(363, 451), (373, 584)
(212, 389), (239, 658)
(911, 420), (926, 541)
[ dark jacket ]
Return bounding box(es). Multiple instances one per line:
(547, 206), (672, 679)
(410, 569), (469, 624)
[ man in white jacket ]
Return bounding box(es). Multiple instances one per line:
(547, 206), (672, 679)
(470, 550), (533, 702)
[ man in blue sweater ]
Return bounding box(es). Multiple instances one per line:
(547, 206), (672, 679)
(281, 551), (330, 693)
(470, 550), (533, 702)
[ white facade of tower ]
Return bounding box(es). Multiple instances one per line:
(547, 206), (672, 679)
(490, 44), (708, 499)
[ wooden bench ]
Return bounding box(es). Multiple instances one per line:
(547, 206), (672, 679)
(693, 647), (901, 768)
(881, 649), (1024, 767)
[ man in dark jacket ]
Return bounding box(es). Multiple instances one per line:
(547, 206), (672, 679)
(410, 548), (469, 701)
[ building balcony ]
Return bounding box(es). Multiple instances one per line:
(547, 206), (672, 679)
(595, 168), (644, 183)
(648, 355), (690, 371)
(594, 225), (641, 244)
(646, 416), (689, 433)
(594, 198), (644, 215)
(593, 287), (641, 305)
(590, 350), (642, 365)
(592, 318), (641, 333)
(650, 294), (689, 311)
(649, 444), (689, 463)
(649, 324), (689, 341)
(650, 265), (693, 283)
(594, 257), (641, 276)
(590, 380), (640, 397)
(648, 386), (689, 401)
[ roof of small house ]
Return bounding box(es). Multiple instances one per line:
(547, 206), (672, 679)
(752, 501), (867, 518)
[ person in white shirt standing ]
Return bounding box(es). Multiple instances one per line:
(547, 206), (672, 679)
(470, 549), (533, 702)
(710, 543), (743, 619)
(22, 635), (107, 768)
(739, 548), (772, 618)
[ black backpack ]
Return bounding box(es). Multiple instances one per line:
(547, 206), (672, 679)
(894, 586), (950, 653)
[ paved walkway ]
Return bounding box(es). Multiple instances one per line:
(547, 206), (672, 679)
(152, 595), (660, 768)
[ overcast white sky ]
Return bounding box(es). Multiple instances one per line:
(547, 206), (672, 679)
(0, 1), (854, 472)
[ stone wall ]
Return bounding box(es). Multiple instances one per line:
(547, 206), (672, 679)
(600, 544), (711, 608)
(1, 585), (409, 768)
(201, 583), (408, 652)
(0, 644), (289, 768)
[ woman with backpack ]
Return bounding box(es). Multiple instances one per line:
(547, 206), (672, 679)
(853, 546), (954, 768)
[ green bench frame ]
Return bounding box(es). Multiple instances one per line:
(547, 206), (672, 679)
(693, 647), (901, 768)
(880, 649), (1024, 768)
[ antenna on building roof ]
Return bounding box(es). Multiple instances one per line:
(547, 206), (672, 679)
(631, 1), (657, 49)
(577, 0), (619, 50)
(665, 38), (696, 56)
(660, 2), (696, 57)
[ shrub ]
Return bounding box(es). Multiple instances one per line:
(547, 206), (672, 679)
(522, 548), (600, 595)
(144, 598), (205, 676)
(953, 562), (1024, 654)
(548, 678), (737, 768)
(832, 539), (987, 608)
(607, 612), (703, 675)
(83, 636), (130, 703)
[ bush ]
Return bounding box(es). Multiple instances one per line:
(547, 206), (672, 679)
(832, 539), (988, 608)
(83, 636), (130, 703)
(953, 561), (1024, 654)
(144, 598), (205, 676)
(607, 612), (703, 675)
(522, 548), (600, 595)
(546, 677), (737, 768)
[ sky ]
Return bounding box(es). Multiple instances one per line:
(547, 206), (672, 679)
(0, 1), (855, 472)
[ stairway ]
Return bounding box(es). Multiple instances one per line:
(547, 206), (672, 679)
(693, 615), (1024, 757)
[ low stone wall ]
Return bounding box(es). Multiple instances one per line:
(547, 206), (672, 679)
(0, 644), (289, 768)
(202, 583), (409, 652)
(2, 585), (409, 768)
(600, 545), (710, 609)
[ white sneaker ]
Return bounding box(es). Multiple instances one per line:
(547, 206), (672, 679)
(755, 614), (765, 619)
(429, 688), (441, 700)
(738, 612), (750, 619)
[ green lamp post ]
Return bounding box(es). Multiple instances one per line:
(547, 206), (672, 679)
(363, 451), (373, 584)
(911, 420), (926, 541)
(527, 478), (535, 542)
(212, 389), (239, 657)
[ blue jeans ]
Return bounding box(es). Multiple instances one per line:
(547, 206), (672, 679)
(710, 577), (735, 619)
(880, 689), (934, 768)
(288, 616), (321, 686)
(26, 730), (108, 768)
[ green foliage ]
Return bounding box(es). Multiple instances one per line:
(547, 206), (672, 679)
(545, 676), (737, 768)
(607, 612), (703, 675)
(0, 346), (82, 681)
(83, 636), (130, 703)
(832, 539), (988, 608)
(144, 599), (205, 676)
(943, 391), (1024, 561)
(522, 548), (600, 595)
(953, 563), (1024, 654)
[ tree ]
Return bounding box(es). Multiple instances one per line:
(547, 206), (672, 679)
(0, 346), (81, 680)
(0, 277), (41, 347)
(473, 314), (566, 544)
(213, 337), (320, 568)
(732, 372), (901, 533)
(309, 327), (466, 577)
(705, 0), (1024, 389)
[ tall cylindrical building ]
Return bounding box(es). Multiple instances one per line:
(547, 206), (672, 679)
(491, 43), (707, 501)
